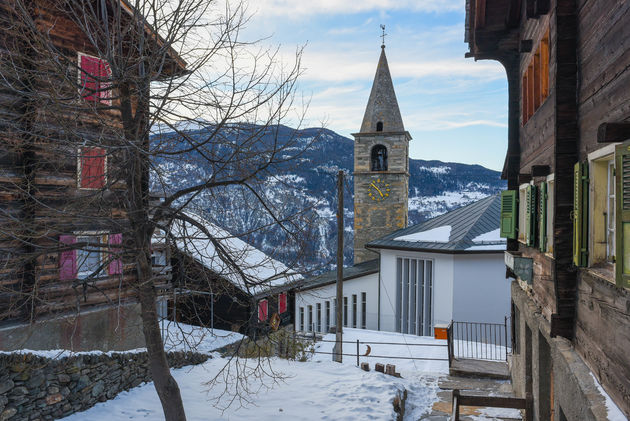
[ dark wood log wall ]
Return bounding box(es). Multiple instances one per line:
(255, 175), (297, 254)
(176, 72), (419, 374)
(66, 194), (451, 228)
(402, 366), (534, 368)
(170, 250), (252, 334)
(573, 0), (630, 414)
(515, 3), (560, 325)
(467, 0), (630, 415)
(0, 1), (139, 325)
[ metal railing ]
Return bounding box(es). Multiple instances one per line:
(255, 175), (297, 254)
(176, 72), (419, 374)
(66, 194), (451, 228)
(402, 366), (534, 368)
(310, 337), (448, 366)
(447, 317), (510, 364)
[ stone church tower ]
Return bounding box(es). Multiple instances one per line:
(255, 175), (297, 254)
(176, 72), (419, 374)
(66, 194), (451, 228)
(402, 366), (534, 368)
(353, 45), (411, 264)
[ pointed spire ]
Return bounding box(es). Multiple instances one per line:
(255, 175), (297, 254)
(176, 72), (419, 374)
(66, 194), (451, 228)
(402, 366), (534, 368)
(359, 46), (405, 133)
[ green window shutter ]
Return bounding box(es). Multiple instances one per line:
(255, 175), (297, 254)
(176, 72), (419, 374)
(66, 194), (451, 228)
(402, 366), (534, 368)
(539, 182), (547, 253)
(500, 190), (517, 239)
(615, 143), (630, 288)
(526, 185), (538, 247)
(573, 162), (589, 267)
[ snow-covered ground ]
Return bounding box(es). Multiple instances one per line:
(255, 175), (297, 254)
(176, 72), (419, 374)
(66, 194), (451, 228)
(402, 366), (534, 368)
(60, 328), (445, 421)
(313, 328), (449, 376)
(61, 356), (410, 421)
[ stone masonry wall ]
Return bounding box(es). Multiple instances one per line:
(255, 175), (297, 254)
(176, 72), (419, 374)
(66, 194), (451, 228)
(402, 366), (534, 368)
(353, 132), (410, 264)
(0, 351), (208, 420)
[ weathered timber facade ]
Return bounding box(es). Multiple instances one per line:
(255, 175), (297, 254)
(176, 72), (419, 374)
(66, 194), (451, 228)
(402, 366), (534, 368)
(467, 0), (630, 419)
(0, 0), (183, 351)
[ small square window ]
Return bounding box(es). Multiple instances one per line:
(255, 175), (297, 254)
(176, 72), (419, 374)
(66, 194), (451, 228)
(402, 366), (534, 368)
(77, 235), (106, 279)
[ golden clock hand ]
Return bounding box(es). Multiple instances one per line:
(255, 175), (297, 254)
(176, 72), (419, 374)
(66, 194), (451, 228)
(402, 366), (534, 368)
(370, 182), (384, 197)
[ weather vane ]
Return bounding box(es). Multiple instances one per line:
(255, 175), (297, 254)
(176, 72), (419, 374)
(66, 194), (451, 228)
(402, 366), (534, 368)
(380, 24), (387, 47)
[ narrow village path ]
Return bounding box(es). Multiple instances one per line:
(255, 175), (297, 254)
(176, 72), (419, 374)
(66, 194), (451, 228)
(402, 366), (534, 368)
(412, 375), (522, 421)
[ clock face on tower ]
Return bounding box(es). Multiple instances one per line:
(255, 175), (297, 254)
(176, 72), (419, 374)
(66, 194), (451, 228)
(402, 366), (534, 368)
(367, 179), (391, 202)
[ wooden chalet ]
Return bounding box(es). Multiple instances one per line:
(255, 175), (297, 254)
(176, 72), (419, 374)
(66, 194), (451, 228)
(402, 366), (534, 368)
(0, 0), (184, 351)
(467, 0), (630, 419)
(163, 213), (299, 337)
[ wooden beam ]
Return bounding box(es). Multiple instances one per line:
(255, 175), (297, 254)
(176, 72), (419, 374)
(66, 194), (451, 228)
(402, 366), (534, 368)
(458, 394), (528, 409)
(526, 0), (536, 18)
(531, 165), (550, 177)
(520, 39), (533, 53)
(535, 0), (550, 15)
(475, 0), (486, 29)
(506, 0), (522, 28)
(597, 123), (630, 143)
(518, 173), (532, 184)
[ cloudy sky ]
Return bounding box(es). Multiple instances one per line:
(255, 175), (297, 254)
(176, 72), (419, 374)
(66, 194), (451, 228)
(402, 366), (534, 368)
(242, 0), (508, 171)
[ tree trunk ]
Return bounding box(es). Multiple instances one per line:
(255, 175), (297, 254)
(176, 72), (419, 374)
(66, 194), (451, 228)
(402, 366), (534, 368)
(137, 259), (187, 421)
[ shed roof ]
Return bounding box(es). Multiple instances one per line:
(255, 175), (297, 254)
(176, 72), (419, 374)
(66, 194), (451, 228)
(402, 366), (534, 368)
(168, 212), (301, 296)
(367, 194), (505, 254)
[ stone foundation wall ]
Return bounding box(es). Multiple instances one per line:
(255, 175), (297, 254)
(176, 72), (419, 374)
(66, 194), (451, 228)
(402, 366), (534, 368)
(0, 350), (208, 420)
(510, 281), (615, 421)
(0, 303), (145, 352)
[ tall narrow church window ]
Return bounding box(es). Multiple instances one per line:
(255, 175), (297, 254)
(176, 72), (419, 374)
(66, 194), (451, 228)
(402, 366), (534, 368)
(376, 121), (383, 132)
(371, 145), (388, 171)
(396, 258), (433, 336)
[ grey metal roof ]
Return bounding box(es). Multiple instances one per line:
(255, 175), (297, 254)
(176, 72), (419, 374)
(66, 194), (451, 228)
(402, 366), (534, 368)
(296, 259), (379, 292)
(366, 194), (504, 253)
(359, 47), (405, 133)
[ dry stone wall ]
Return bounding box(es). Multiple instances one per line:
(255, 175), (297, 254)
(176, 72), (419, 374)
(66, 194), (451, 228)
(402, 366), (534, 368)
(0, 351), (208, 420)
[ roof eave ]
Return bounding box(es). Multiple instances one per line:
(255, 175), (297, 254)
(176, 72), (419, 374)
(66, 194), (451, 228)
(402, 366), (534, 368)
(295, 269), (380, 293)
(366, 243), (505, 255)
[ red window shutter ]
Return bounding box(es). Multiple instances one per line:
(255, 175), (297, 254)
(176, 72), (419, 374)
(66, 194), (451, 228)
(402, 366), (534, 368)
(80, 54), (100, 102)
(80, 147), (106, 189)
(108, 233), (123, 275)
(278, 292), (287, 314)
(59, 235), (77, 280)
(99, 59), (111, 103)
(258, 299), (268, 322)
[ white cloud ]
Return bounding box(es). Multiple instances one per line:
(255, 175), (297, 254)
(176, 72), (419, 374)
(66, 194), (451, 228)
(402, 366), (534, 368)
(299, 51), (505, 83)
(252, 0), (464, 17)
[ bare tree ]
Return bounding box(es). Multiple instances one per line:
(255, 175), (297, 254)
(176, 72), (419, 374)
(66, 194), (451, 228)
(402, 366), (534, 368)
(0, 0), (315, 419)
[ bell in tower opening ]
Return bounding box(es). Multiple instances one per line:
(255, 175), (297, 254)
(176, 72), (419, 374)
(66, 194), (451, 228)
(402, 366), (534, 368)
(371, 145), (388, 171)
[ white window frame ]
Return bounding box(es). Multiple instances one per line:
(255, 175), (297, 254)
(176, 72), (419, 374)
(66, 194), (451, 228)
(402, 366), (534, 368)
(588, 143), (620, 267)
(518, 183), (530, 243)
(545, 174), (555, 256)
(75, 232), (108, 280)
(151, 248), (168, 266)
(606, 160), (615, 262)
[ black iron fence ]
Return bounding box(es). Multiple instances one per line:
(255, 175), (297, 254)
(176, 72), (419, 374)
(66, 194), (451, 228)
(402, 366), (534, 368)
(308, 337), (448, 366)
(446, 318), (510, 364)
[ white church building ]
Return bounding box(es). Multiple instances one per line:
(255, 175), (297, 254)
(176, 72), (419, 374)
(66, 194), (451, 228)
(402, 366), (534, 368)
(294, 44), (509, 337)
(294, 195), (509, 335)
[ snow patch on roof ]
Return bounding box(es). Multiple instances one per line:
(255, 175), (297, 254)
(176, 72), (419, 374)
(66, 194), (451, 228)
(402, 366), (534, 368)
(467, 228), (505, 250)
(465, 244), (506, 251)
(472, 228), (503, 243)
(394, 225), (452, 243)
(170, 213), (301, 295)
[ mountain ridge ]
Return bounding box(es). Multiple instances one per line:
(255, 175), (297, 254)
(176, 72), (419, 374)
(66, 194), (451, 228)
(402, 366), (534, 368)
(152, 124), (506, 272)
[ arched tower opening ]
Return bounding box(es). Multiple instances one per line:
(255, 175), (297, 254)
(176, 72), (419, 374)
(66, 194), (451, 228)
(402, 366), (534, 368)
(376, 121), (383, 132)
(371, 144), (388, 171)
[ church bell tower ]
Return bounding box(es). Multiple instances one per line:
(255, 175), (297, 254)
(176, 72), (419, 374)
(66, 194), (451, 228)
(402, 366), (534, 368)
(353, 42), (411, 264)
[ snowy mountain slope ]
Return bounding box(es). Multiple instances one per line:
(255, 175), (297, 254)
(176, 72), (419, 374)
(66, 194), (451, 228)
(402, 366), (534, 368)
(151, 124), (505, 273)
